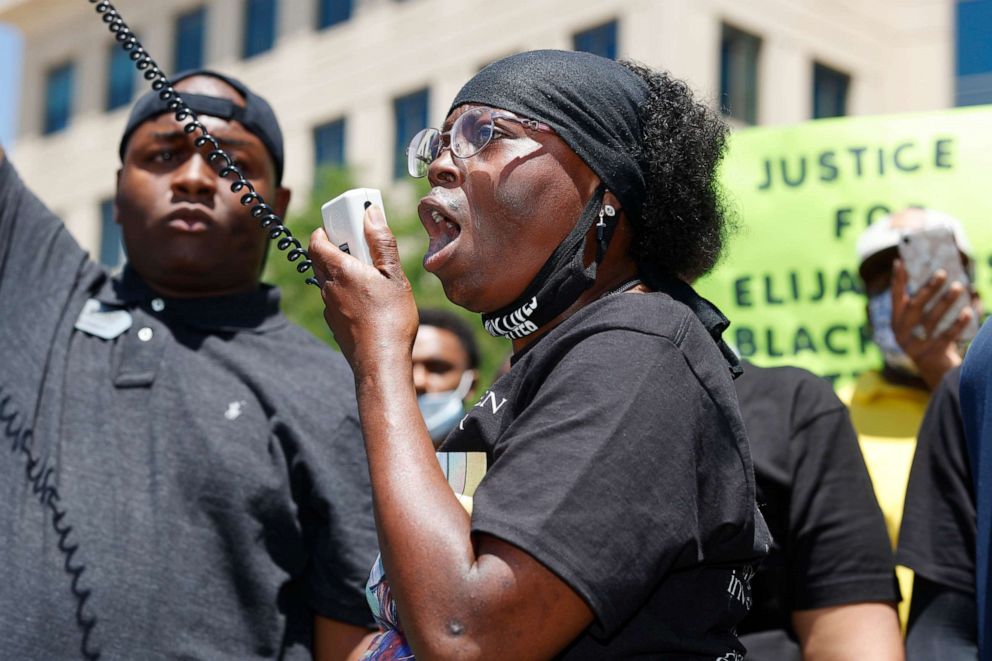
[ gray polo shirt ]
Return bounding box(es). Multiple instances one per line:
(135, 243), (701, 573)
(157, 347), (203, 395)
(0, 158), (378, 659)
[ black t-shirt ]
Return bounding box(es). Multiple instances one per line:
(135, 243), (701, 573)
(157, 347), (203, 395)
(0, 157), (378, 658)
(444, 290), (770, 659)
(897, 364), (976, 595)
(733, 363), (899, 658)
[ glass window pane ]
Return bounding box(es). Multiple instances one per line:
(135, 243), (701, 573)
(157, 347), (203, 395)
(720, 24), (761, 125)
(573, 20), (618, 60)
(314, 118), (346, 168)
(44, 62), (74, 135)
(317, 0), (353, 29)
(812, 63), (849, 119)
(99, 198), (125, 269)
(174, 7), (206, 72)
(393, 89), (429, 179)
(244, 0), (278, 59)
(106, 42), (136, 111)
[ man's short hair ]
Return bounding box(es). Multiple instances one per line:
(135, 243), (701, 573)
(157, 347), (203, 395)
(418, 308), (480, 370)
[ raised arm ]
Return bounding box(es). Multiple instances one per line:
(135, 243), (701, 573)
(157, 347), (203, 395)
(0, 142), (90, 327)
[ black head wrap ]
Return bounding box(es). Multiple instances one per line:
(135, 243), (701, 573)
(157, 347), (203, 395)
(451, 49), (649, 219)
(453, 51), (741, 376)
(119, 69), (285, 184)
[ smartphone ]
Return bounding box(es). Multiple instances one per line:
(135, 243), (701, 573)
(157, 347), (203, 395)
(320, 188), (387, 266)
(898, 226), (978, 341)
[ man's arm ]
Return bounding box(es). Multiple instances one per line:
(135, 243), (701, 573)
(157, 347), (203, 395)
(313, 615), (377, 661)
(793, 603), (904, 661)
(784, 372), (904, 658)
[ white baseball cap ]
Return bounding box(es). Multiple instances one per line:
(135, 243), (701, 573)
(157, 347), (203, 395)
(855, 207), (974, 265)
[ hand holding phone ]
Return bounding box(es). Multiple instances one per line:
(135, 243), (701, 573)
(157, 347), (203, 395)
(321, 188), (387, 266)
(897, 227), (978, 342)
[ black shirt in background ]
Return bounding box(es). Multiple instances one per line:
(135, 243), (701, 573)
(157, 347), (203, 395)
(444, 291), (770, 660)
(896, 365), (978, 658)
(734, 363), (899, 659)
(897, 364), (975, 593)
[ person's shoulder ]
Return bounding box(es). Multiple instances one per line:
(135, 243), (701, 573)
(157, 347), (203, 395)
(247, 315), (356, 397)
(514, 293), (694, 384)
(271, 318), (350, 369)
(570, 290), (695, 341)
(739, 362), (844, 421)
(745, 362), (837, 396)
(937, 363), (963, 402)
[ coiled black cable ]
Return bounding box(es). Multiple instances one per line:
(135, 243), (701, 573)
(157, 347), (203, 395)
(89, 0), (319, 286)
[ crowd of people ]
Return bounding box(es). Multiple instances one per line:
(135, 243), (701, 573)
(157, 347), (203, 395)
(0, 48), (989, 660)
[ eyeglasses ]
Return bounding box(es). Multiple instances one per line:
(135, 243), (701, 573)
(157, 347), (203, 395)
(405, 106), (554, 178)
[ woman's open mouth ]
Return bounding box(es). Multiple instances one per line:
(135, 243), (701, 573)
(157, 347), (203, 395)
(420, 202), (462, 272)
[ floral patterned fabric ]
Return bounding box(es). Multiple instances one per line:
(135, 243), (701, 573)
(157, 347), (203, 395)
(360, 493), (474, 659)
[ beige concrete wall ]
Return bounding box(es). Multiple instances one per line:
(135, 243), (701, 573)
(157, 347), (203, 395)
(0, 0), (955, 258)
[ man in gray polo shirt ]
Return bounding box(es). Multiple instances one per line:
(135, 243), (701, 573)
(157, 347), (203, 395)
(0, 71), (378, 659)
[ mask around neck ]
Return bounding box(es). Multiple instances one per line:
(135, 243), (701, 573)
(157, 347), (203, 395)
(481, 185), (611, 340)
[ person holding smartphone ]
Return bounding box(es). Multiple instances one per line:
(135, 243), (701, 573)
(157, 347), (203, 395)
(309, 49), (769, 658)
(839, 207), (980, 626)
(0, 71), (378, 659)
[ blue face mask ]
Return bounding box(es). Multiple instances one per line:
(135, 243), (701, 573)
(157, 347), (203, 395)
(418, 371), (475, 446)
(868, 288), (919, 376)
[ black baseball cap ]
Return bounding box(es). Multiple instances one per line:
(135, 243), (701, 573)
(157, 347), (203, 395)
(119, 69), (285, 184)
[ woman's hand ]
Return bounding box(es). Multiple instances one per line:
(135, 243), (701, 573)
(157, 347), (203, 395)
(308, 205), (419, 374)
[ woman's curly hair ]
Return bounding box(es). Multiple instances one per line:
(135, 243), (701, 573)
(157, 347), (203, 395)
(620, 60), (734, 282)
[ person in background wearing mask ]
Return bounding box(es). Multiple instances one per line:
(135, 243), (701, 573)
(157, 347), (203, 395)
(414, 308), (486, 509)
(413, 308), (480, 446)
(839, 207), (979, 625)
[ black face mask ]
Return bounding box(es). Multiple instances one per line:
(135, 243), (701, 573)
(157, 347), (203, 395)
(481, 186), (614, 340)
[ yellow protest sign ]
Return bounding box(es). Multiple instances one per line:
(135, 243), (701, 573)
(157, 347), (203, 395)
(696, 106), (992, 385)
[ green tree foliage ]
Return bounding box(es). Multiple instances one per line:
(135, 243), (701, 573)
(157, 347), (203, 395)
(262, 165), (510, 391)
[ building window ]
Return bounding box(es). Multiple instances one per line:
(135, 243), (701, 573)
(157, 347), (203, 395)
(720, 24), (761, 125)
(99, 198), (124, 268)
(317, 0), (352, 29)
(106, 42), (136, 111)
(44, 62), (74, 135)
(956, 0), (992, 106)
(314, 118), (346, 169)
(244, 0), (278, 59)
(174, 7), (206, 72)
(573, 20), (618, 60)
(812, 62), (849, 119)
(393, 88), (428, 179)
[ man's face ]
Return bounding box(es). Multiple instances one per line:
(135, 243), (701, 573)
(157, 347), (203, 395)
(116, 76), (289, 297)
(412, 325), (471, 397)
(416, 104), (600, 313)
